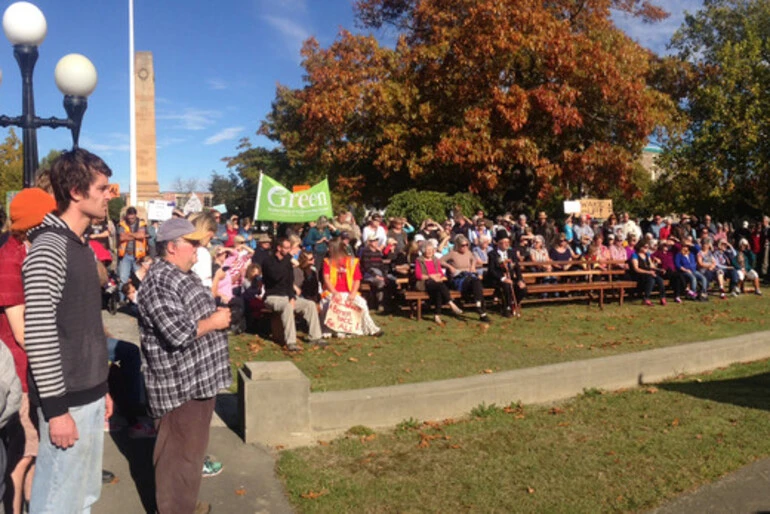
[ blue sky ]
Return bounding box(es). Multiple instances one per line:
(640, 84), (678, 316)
(0, 0), (701, 193)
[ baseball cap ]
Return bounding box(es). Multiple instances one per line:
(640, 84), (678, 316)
(10, 188), (56, 231)
(156, 218), (207, 242)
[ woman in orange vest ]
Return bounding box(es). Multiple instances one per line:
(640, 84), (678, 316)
(321, 239), (383, 337)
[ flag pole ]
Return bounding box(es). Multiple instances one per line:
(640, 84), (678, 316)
(253, 171), (263, 222)
(128, 0), (137, 207)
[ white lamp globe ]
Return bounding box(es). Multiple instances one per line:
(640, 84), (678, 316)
(3, 2), (47, 46)
(55, 54), (97, 97)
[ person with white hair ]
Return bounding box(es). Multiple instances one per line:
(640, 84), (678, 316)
(733, 239), (763, 295)
(441, 235), (490, 322)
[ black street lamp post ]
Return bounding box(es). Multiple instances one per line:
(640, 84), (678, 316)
(0, 2), (97, 188)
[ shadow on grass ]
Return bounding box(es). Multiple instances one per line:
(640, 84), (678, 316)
(659, 372), (770, 412)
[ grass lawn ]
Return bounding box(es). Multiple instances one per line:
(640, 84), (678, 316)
(228, 294), (769, 392)
(277, 358), (770, 513)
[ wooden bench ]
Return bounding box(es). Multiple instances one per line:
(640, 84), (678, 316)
(520, 260), (636, 308)
(403, 287), (498, 321)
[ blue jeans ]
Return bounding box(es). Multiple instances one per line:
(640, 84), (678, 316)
(31, 398), (105, 514)
(107, 337), (146, 407)
(118, 255), (137, 300)
(683, 270), (708, 293)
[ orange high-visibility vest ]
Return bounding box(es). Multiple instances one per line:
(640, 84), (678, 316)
(325, 257), (359, 292)
(118, 219), (147, 259)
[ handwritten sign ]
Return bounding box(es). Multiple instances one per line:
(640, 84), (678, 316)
(324, 297), (363, 335)
(108, 183), (120, 199)
(579, 199), (613, 219)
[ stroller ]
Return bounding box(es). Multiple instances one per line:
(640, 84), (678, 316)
(90, 240), (120, 315)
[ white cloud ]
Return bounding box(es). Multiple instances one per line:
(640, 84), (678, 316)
(156, 137), (187, 149)
(157, 108), (222, 130)
(204, 126), (245, 145)
(263, 14), (311, 53)
(207, 78), (228, 90)
(80, 134), (129, 154)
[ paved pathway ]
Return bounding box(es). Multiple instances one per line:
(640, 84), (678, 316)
(650, 459), (770, 514)
(97, 310), (294, 514)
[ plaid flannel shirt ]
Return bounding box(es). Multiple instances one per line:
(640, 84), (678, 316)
(137, 259), (231, 417)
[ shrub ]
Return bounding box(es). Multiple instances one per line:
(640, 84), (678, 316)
(386, 189), (485, 225)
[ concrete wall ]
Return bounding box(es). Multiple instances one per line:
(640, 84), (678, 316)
(239, 331), (770, 447)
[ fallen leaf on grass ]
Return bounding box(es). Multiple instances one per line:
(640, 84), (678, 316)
(301, 489), (329, 500)
(235, 488), (246, 496)
(361, 434), (376, 443)
(646, 387), (659, 394)
(527, 487), (535, 494)
(549, 407), (565, 415)
(318, 440), (330, 446)
(449, 444), (462, 449)
(671, 418), (680, 427)
(275, 445), (285, 450)
(482, 369), (493, 374)
(348, 357), (359, 363)
(367, 352), (374, 357)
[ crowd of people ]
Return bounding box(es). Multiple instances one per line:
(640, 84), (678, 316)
(2, 147), (769, 513)
(108, 206), (770, 336)
(0, 150), (228, 513)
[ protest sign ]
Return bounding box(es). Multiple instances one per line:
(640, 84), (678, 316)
(563, 200), (581, 214)
(324, 296), (363, 335)
(147, 200), (174, 221)
(183, 193), (203, 215)
(579, 199), (613, 219)
(254, 173), (333, 222)
(212, 204), (228, 214)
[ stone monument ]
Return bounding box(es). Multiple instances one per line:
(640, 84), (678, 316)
(134, 51), (160, 209)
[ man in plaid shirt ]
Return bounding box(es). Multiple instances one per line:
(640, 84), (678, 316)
(137, 218), (231, 514)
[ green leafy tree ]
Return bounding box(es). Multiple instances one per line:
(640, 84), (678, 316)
(658, 0), (770, 217)
(0, 129), (23, 210)
(210, 170), (256, 218)
(108, 196), (125, 222)
(386, 189), (484, 224)
(38, 149), (63, 171)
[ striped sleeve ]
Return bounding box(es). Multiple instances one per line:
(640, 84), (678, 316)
(22, 232), (68, 419)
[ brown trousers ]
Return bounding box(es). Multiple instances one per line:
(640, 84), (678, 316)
(153, 398), (215, 514)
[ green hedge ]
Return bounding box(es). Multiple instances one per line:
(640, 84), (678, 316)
(386, 190), (485, 224)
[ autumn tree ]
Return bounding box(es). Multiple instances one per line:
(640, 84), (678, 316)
(0, 129), (23, 210)
(258, 0), (678, 211)
(654, 0), (770, 218)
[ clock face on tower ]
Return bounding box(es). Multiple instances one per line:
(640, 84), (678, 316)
(138, 68), (149, 80)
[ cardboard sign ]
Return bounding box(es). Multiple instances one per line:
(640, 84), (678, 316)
(147, 200), (174, 221)
(324, 296), (363, 335)
(563, 200), (581, 214)
(579, 199), (613, 219)
(213, 204), (228, 214)
(108, 183), (120, 199)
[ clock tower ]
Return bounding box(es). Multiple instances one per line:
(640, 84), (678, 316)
(134, 51), (160, 208)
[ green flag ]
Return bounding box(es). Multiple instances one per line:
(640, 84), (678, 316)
(254, 173), (333, 222)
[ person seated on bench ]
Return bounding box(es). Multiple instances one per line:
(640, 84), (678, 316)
(549, 234), (579, 274)
(486, 231), (526, 318)
(528, 235), (557, 291)
(713, 239), (740, 296)
(262, 238), (326, 351)
(322, 239), (384, 337)
(441, 234), (490, 323)
(733, 239), (763, 296)
(415, 241), (463, 325)
(630, 240), (666, 306)
(698, 239), (727, 299)
(360, 234), (397, 312)
(675, 242), (707, 301)
(608, 233), (629, 272)
(652, 239), (686, 303)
